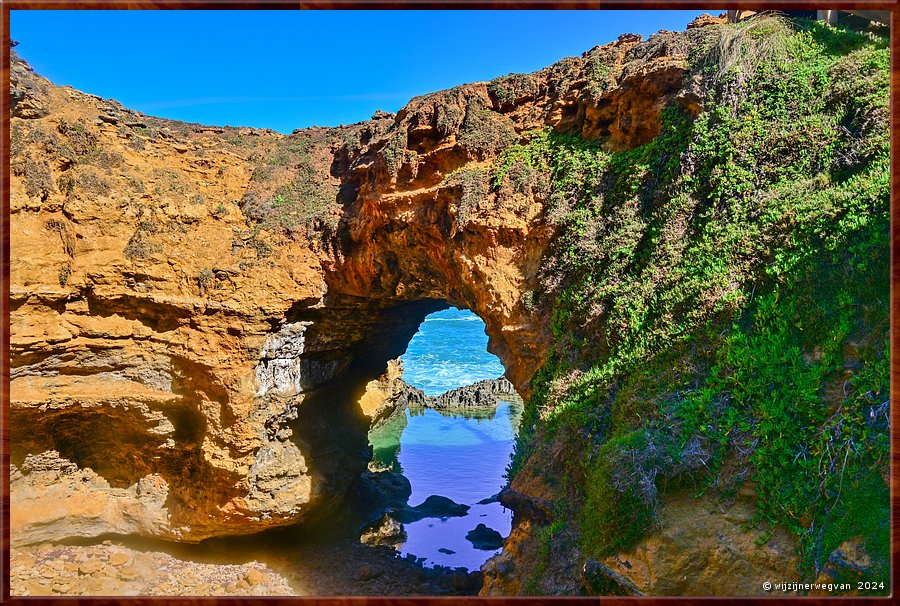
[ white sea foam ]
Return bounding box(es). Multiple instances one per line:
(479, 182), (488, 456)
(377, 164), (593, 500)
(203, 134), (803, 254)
(401, 308), (504, 396)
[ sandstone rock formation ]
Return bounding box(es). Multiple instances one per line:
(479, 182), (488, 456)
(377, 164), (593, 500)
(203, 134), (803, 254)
(583, 485), (799, 596)
(357, 358), (427, 429)
(9, 17), (839, 596)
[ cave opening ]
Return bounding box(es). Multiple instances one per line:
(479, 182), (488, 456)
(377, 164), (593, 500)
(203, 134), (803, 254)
(362, 306), (523, 571)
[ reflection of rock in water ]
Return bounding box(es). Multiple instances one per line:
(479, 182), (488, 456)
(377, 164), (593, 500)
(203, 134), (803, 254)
(465, 524), (505, 551)
(359, 514), (407, 550)
(365, 375), (522, 472)
(346, 470), (411, 529)
(391, 495), (470, 524)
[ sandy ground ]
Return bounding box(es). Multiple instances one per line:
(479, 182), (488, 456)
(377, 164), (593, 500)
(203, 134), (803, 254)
(10, 530), (484, 597)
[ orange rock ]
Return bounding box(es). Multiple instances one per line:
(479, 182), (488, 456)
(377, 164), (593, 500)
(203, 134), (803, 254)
(10, 20), (714, 546)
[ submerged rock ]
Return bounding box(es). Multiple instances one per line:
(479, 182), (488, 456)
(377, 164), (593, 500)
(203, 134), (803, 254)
(465, 524), (504, 551)
(391, 495), (470, 524)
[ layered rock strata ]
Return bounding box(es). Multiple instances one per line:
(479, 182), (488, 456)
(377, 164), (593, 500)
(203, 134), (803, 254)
(9, 20), (794, 594)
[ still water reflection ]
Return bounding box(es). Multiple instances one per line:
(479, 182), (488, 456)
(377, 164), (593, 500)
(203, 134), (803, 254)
(368, 399), (522, 569)
(366, 307), (522, 570)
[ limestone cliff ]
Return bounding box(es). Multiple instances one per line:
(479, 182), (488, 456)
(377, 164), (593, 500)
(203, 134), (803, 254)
(10, 23), (706, 546)
(8, 11), (889, 597)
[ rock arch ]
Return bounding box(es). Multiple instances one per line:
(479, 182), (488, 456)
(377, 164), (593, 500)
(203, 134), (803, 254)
(10, 27), (692, 543)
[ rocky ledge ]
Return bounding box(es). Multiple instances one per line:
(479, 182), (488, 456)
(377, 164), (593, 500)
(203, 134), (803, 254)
(428, 377), (518, 410)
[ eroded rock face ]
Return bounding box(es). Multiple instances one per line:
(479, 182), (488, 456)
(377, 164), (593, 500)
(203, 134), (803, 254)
(429, 378), (517, 409)
(584, 485), (799, 596)
(9, 26), (715, 546)
(11, 453), (169, 546)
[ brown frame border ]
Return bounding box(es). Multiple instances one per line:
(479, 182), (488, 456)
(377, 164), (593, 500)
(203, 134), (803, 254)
(1, 1), (897, 604)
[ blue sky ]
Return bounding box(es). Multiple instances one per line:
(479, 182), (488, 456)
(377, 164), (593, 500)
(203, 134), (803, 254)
(12, 10), (712, 133)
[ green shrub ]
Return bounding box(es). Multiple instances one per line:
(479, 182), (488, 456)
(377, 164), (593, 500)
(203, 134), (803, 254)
(488, 73), (539, 109)
(57, 118), (98, 157)
(445, 168), (489, 229)
(123, 220), (162, 260)
(23, 155), (55, 201)
(382, 130), (408, 179)
(510, 18), (890, 585)
(57, 173), (76, 196)
(458, 99), (517, 160)
(58, 263), (72, 286)
(75, 169), (111, 195)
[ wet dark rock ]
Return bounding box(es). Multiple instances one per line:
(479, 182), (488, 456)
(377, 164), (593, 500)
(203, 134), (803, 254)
(438, 548), (456, 555)
(477, 492), (500, 505)
(499, 487), (553, 525)
(428, 378), (517, 410)
(351, 471), (411, 510)
(465, 523), (504, 550)
(391, 495), (470, 523)
(449, 570), (483, 592)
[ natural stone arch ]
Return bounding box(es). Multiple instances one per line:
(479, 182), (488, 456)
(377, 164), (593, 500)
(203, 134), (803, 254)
(9, 26), (691, 544)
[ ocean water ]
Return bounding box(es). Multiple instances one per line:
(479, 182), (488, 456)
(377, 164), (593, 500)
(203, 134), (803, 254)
(367, 307), (521, 571)
(400, 307), (506, 396)
(396, 400), (522, 570)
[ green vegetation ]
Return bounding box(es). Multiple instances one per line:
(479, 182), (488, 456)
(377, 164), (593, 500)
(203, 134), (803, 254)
(57, 117), (99, 157)
(382, 129), (409, 179)
(152, 168), (188, 196)
(445, 167), (490, 229)
(458, 99), (518, 160)
(73, 168), (111, 196)
(436, 98), (465, 137)
(523, 520), (566, 595)
(57, 173), (76, 196)
(123, 220), (162, 260)
(240, 130), (343, 243)
(507, 16), (889, 587)
(488, 73), (539, 108)
(20, 155), (55, 201)
(58, 263), (72, 287)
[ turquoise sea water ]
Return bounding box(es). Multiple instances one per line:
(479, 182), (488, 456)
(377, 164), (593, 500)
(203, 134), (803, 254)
(368, 307), (521, 570)
(401, 307), (506, 396)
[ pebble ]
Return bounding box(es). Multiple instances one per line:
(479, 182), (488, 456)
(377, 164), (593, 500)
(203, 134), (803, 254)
(245, 569), (265, 587)
(192, 582), (212, 595)
(78, 560), (103, 575)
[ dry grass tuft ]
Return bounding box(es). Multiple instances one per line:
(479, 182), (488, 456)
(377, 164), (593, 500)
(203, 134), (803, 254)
(706, 13), (793, 86)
